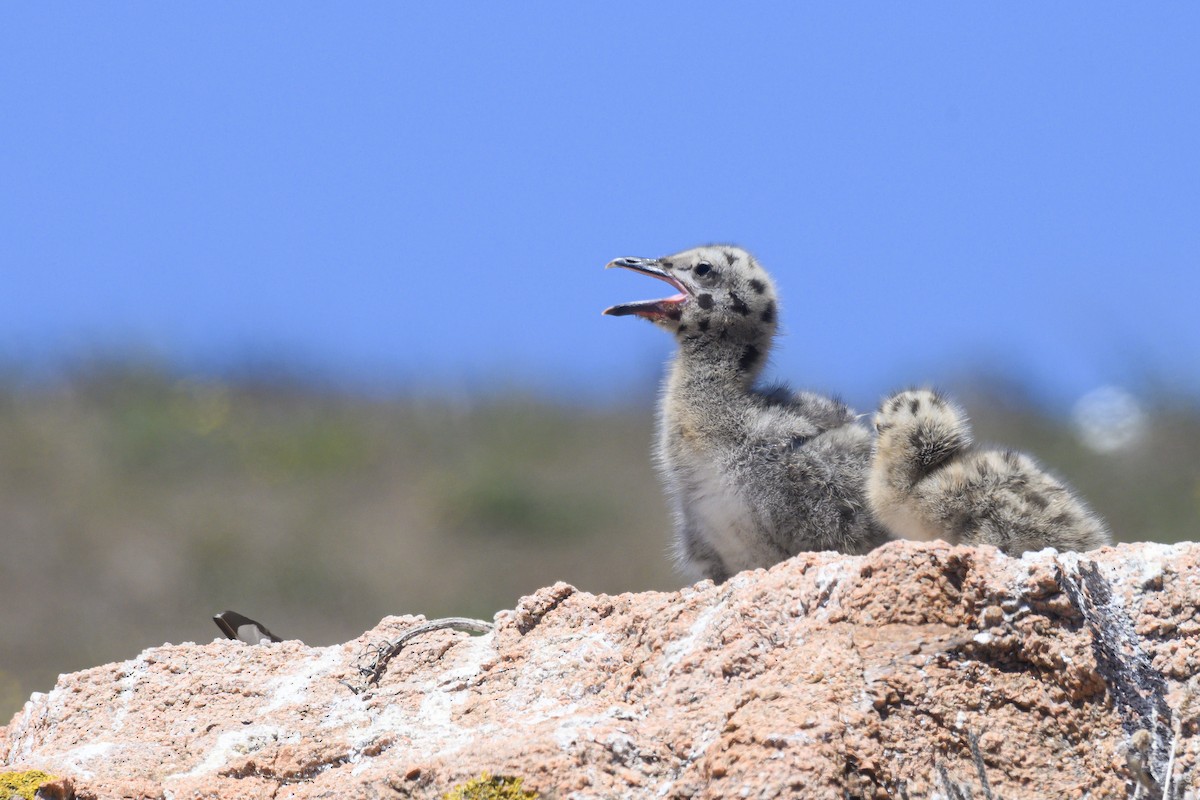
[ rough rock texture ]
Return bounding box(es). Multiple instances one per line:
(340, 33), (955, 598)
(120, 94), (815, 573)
(3, 540), (1199, 799)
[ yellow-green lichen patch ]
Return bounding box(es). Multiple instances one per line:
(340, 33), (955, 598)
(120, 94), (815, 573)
(0, 770), (58, 800)
(443, 772), (538, 800)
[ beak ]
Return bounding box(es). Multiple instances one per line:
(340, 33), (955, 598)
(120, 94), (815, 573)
(602, 257), (689, 319)
(605, 256), (667, 276)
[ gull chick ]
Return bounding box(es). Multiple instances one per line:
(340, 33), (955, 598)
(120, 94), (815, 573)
(604, 245), (887, 583)
(867, 388), (1110, 554)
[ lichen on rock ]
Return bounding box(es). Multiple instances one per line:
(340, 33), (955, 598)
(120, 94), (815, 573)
(444, 773), (538, 800)
(0, 770), (57, 800)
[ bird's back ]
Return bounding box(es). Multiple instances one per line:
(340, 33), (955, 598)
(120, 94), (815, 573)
(920, 449), (1110, 554)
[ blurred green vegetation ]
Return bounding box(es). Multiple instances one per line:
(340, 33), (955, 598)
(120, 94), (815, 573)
(0, 364), (674, 723)
(0, 364), (1197, 723)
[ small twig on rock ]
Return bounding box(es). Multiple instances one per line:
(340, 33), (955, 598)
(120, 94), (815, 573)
(936, 763), (975, 800)
(967, 732), (994, 800)
(1162, 728), (1177, 800)
(349, 617), (494, 693)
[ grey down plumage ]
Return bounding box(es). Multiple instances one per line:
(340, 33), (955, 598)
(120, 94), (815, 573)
(604, 245), (887, 583)
(866, 388), (1110, 555)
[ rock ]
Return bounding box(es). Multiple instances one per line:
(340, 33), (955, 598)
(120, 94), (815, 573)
(2, 540), (1198, 799)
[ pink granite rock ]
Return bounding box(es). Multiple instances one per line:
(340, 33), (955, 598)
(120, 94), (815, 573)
(3, 540), (1199, 799)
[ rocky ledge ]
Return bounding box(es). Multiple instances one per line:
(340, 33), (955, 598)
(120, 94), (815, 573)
(2, 540), (1198, 799)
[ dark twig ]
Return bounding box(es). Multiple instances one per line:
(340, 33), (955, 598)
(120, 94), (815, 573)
(348, 617), (493, 693)
(967, 732), (994, 800)
(936, 763), (974, 800)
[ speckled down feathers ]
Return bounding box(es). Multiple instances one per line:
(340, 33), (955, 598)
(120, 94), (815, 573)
(609, 245), (887, 582)
(867, 388), (1110, 554)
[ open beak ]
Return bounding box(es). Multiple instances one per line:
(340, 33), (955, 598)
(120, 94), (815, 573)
(602, 257), (689, 320)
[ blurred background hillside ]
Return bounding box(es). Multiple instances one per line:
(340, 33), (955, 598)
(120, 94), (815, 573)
(2, 5), (1199, 721)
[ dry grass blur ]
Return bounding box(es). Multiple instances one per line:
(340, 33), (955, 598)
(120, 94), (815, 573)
(1, 364), (1198, 721)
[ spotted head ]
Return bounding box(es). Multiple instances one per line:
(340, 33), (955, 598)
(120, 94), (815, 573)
(872, 389), (973, 479)
(603, 245), (779, 375)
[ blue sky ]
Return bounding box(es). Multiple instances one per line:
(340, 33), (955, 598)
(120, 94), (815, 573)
(2, 5), (1198, 410)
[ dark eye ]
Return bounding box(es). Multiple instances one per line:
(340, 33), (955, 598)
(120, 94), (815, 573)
(694, 262), (712, 276)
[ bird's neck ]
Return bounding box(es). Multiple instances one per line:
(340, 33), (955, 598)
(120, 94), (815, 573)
(670, 334), (771, 398)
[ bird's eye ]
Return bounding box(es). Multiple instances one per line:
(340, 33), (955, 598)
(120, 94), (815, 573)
(694, 262), (712, 276)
